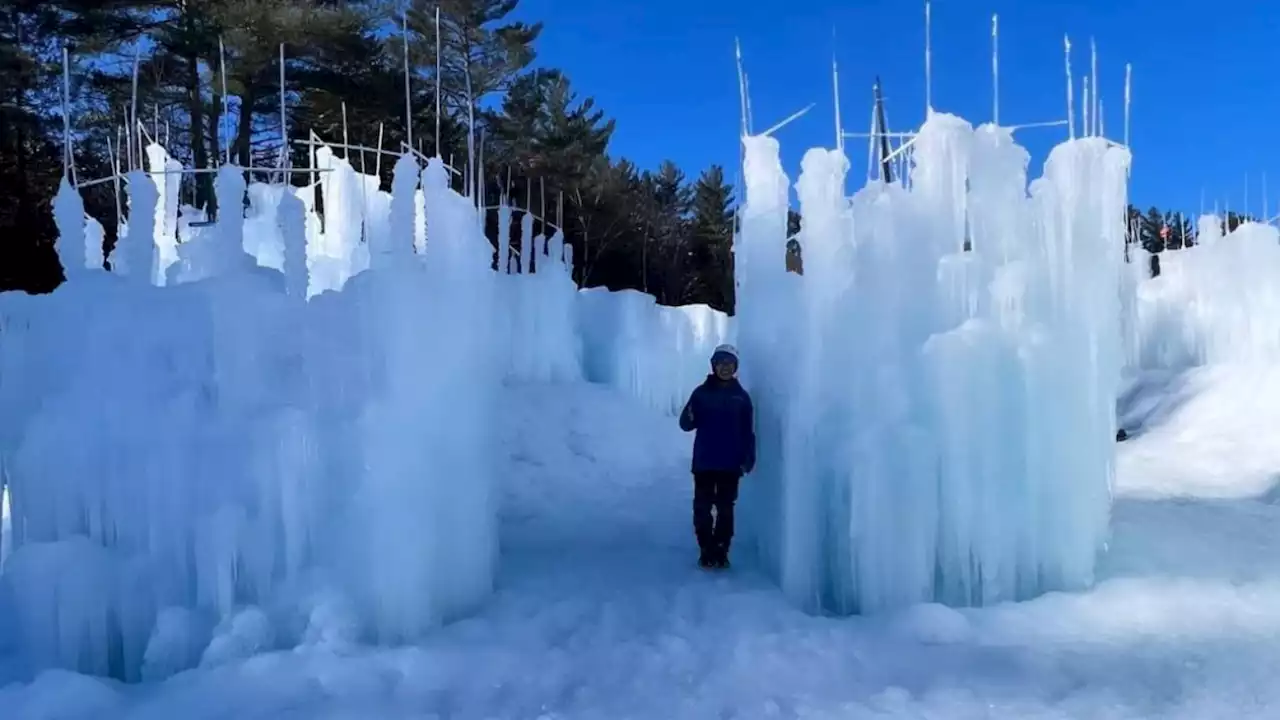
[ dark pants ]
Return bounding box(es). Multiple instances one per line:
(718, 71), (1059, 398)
(693, 471), (741, 556)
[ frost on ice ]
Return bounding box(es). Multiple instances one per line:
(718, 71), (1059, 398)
(736, 114), (1132, 614)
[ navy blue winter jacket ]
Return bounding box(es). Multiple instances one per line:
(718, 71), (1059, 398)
(679, 375), (757, 474)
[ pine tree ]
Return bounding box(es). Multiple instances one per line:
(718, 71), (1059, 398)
(1140, 206), (1166, 254)
(487, 69), (613, 189)
(0, 1), (65, 290)
(1162, 211), (1193, 250)
(638, 161), (692, 302)
(687, 165), (735, 311)
(400, 0), (541, 161)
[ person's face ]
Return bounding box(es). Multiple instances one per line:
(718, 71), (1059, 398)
(714, 359), (737, 380)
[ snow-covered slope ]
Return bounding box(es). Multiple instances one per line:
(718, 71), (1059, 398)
(1118, 365), (1280, 500)
(5, 379), (1280, 719)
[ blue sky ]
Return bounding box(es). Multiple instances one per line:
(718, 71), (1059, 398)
(515, 0), (1279, 216)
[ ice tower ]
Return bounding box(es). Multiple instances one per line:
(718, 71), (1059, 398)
(737, 113), (1131, 614)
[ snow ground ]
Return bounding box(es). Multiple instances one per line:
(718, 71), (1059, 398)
(6, 377), (1280, 719)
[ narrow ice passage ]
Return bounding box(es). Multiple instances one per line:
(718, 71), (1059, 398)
(10, 379), (1280, 719)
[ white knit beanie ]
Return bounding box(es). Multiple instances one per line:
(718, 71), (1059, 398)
(711, 344), (739, 363)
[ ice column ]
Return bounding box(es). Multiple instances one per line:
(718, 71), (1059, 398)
(379, 153), (419, 269)
(1024, 137), (1130, 589)
(108, 170), (158, 282)
(547, 229), (565, 274)
(85, 217), (105, 270)
(280, 190), (310, 300)
(519, 210), (534, 274)
(734, 134), (798, 586)
(498, 203), (512, 273)
(146, 143), (182, 284)
(53, 178), (86, 278)
(353, 156), (497, 643)
(214, 166), (248, 275)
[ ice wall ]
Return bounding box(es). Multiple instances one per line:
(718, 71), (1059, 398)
(0, 151), (499, 680)
(501, 216), (583, 384)
(737, 115), (1131, 614)
(578, 289), (730, 415)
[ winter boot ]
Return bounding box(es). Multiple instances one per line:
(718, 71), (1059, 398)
(712, 545), (730, 569)
(698, 548), (715, 569)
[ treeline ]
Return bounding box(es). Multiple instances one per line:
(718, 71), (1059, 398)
(0, 0), (738, 310)
(1126, 205), (1258, 255)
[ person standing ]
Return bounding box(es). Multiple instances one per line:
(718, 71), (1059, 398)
(678, 344), (756, 569)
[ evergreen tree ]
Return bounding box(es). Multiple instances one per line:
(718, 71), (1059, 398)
(487, 69), (613, 189)
(567, 156), (641, 288)
(400, 0), (541, 162)
(637, 161), (692, 302)
(686, 165), (735, 311)
(1162, 210), (1193, 250)
(1140, 206), (1166, 255)
(0, 1), (64, 291)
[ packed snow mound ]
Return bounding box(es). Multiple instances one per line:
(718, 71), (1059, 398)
(1117, 366), (1280, 500)
(736, 116), (1131, 614)
(1135, 220), (1280, 368)
(1119, 218), (1280, 501)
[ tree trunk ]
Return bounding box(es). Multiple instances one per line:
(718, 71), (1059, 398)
(187, 51), (212, 213)
(234, 89), (256, 167)
(209, 92), (223, 168)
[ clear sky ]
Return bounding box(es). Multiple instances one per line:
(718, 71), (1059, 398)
(515, 0), (1280, 216)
